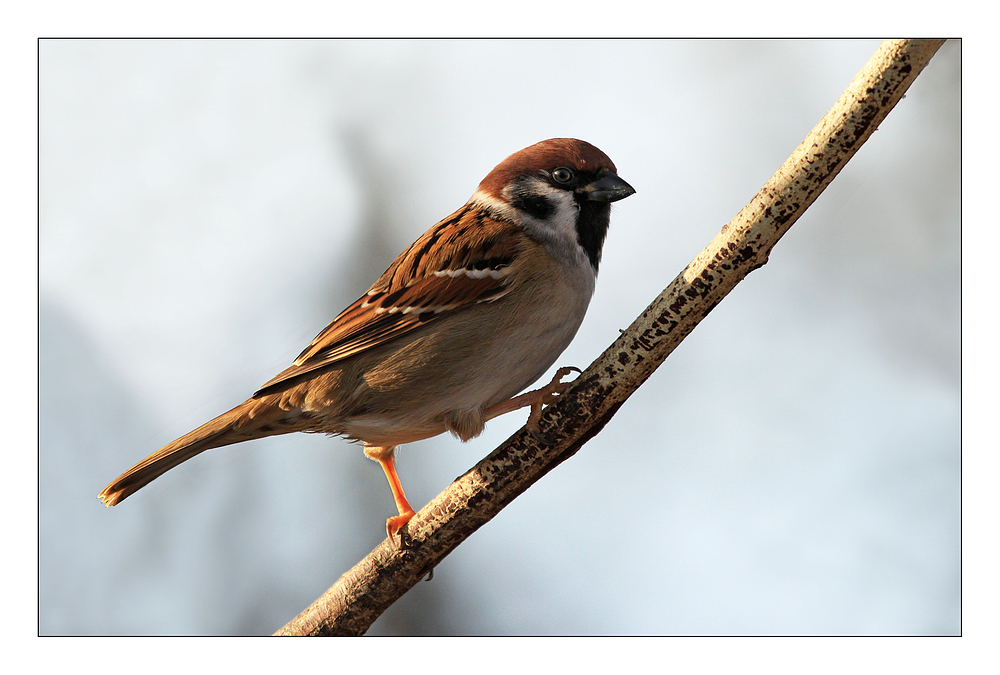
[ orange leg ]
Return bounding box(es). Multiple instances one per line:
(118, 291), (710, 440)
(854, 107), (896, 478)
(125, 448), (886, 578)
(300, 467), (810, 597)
(376, 453), (416, 544)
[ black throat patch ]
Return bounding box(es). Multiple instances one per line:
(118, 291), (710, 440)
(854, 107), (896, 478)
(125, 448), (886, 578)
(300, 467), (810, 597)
(574, 199), (611, 271)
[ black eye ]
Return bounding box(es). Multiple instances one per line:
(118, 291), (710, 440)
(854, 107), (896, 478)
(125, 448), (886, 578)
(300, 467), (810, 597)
(551, 167), (574, 184)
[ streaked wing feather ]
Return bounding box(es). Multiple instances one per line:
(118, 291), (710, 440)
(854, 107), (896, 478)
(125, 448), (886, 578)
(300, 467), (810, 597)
(253, 205), (521, 398)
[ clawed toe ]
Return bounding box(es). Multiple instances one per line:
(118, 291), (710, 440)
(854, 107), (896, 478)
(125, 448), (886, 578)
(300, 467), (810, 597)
(528, 425), (553, 445)
(540, 366), (581, 400)
(386, 510), (415, 549)
(524, 366), (581, 443)
(482, 365), (582, 444)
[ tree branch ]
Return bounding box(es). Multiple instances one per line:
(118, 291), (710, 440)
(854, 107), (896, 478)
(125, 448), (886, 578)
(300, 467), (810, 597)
(274, 38), (947, 637)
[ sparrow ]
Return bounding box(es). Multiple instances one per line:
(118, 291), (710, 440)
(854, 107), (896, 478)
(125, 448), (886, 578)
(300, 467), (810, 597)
(98, 138), (635, 542)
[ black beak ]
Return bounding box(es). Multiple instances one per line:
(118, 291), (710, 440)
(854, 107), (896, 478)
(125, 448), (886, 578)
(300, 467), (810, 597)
(583, 173), (636, 203)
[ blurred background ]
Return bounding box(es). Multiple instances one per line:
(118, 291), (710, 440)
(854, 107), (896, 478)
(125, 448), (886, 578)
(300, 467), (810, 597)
(39, 39), (960, 636)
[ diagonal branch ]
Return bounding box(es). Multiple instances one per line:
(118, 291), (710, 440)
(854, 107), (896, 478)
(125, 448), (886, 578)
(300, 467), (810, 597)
(274, 38), (947, 637)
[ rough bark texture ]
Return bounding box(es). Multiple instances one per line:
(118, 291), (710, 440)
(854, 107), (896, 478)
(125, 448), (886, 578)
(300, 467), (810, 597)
(274, 39), (947, 637)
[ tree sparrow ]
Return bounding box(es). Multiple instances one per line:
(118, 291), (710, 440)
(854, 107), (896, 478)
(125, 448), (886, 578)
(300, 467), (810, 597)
(99, 138), (635, 541)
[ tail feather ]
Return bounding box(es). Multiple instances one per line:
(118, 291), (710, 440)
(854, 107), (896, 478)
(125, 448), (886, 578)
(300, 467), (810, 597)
(98, 399), (294, 506)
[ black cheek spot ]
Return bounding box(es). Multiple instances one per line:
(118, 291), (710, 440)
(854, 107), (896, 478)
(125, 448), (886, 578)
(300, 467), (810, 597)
(511, 194), (556, 221)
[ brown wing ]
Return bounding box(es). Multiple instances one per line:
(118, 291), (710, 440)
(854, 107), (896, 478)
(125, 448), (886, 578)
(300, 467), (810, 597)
(253, 203), (522, 397)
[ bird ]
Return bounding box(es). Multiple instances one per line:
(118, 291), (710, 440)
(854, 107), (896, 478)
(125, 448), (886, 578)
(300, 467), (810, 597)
(98, 138), (635, 542)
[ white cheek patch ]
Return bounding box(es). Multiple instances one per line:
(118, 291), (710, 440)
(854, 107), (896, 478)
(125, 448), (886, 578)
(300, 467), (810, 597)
(517, 179), (578, 231)
(472, 184), (578, 238)
(508, 179), (581, 248)
(542, 189), (582, 239)
(470, 184), (590, 270)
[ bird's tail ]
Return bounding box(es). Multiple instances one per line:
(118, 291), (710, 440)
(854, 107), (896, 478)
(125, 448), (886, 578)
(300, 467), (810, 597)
(98, 398), (296, 506)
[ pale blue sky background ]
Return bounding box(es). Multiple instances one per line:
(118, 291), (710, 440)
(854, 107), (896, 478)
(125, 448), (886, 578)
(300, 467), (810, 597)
(38, 39), (960, 636)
